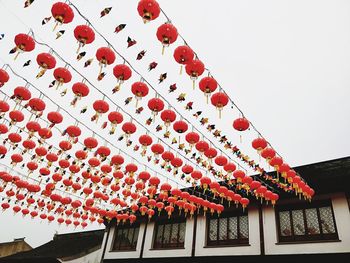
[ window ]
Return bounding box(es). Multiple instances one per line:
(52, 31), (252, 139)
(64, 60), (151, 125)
(206, 209), (249, 246)
(112, 223), (140, 251)
(153, 218), (186, 249)
(276, 199), (338, 243)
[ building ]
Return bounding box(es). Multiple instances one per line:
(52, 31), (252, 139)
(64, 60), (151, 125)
(0, 238), (32, 258)
(0, 230), (104, 263)
(100, 156), (350, 263)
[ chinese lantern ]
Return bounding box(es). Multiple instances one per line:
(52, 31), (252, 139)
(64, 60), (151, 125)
(195, 140), (209, 155)
(138, 171), (151, 182)
(160, 109), (176, 130)
(151, 143), (164, 157)
(73, 25), (95, 53)
(84, 137), (98, 151)
(139, 134), (153, 151)
(156, 23), (178, 54)
(122, 122), (136, 140)
(204, 147), (218, 163)
(0, 69), (9, 88)
(200, 176), (211, 192)
(199, 77), (218, 103)
(0, 123), (8, 134)
(51, 2), (74, 31)
(36, 53), (56, 78)
(148, 98), (164, 118)
(38, 128), (52, 142)
(171, 157), (183, 173)
(91, 100), (109, 122)
(0, 100), (10, 117)
(256, 186), (267, 200)
(286, 169), (296, 183)
(215, 156), (228, 167)
(173, 120), (188, 137)
(279, 163), (290, 180)
(137, 0), (160, 23)
(28, 98), (46, 117)
(252, 137), (268, 156)
(240, 198), (249, 211)
(111, 155), (124, 171)
(96, 146), (111, 160)
(269, 157), (283, 177)
(47, 111), (63, 129)
(131, 82), (149, 107)
(191, 171), (202, 183)
(210, 92), (228, 118)
(233, 117), (249, 142)
(125, 163), (138, 177)
(12, 86), (31, 108)
(12, 33), (35, 60)
(261, 147), (276, 162)
(185, 59), (205, 88)
(165, 205), (174, 218)
(0, 145), (7, 157)
(233, 170), (246, 184)
(108, 111), (123, 134)
(113, 64), (132, 92)
(96, 47), (116, 76)
(173, 45), (194, 74)
(53, 67), (72, 90)
(26, 121), (41, 138)
(71, 82), (89, 106)
(270, 193), (279, 207)
(22, 140), (36, 154)
(11, 153), (23, 166)
(65, 125), (81, 141)
(185, 131), (200, 149)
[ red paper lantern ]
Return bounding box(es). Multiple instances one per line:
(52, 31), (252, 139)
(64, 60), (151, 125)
(131, 82), (149, 106)
(171, 157), (183, 170)
(173, 120), (188, 135)
(233, 170), (246, 183)
(74, 25), (95, 53)
(0, 123), (8, 134)
(199, 77), (218, 103)
(252, 137), (267, 153)
(122, 122), (137, 138)
(38, 128), (52, 141)
(139, 134), (153, 149)
(137, 0), (160, 23)
(71, 82), (89, 106)
(28, 98), (46, 113)
(96, 47), (116, 75)
(53, 67), (72, 90)
(185, 132), (200, 147)
(173, 45), (194, 74)
(47, 111), (63, 126)
(13, 86), (31, 103)
(36, 53), (56, 78)
(13, 33), (35, 60)
(160, 109), (176, 129)
(9, 110), (24, 124)
(11, 153), (23, 165)
(181, 165), (193, 175)
(204, 148), (218, 161)
(185, 59), (205, 88)
(138, 171), (151, 182)
(215, 155), (228, 167)
(0, 100), (10, 115)
(233, 117), (249, 131)
(156, 23), (178, 54)
(65, 125), (81, 139)
(96, 146), (111, 159)
(269, 156), (283, 172)
(261, 147), (276, 161)
(151, 143), (164, 157)
(191, 170), (202, 181)
(0, 69), (9, 88)
(92, 100), (109, 122)
(195, 140), (209, 154)
(211, 92), (229, 118)
(84, 137), (98, 150)
(51, 2), (74, 30)
(113, 64), (132, 92)
(161, 151), (174, 163)
(148, 98), (164, 116)
(108, 111), (123, 134)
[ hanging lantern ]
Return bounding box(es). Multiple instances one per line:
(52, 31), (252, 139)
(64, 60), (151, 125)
(53, 67), (72, 90)
(28, 98), (46, 116)
(91, 100), (109, 122)
(181, 164), (193, 176)
(261, 147), (276, 162)
(108, 111), (123, 134)
(38, 128), (52, 142)
(252, 137), (268, 155)
(96, 146), (111, 160)
(240, 198), (249, 211)
(0, 69), (9, 88)
(111, 155), (124, 170)
(161, 151), (174, 164)
(84, 137), (98, 151)
(270, 193), (279, 207)
(113, 64), (132, 92)
(151, 143), (164, 158)
(191, 170), (202, 182)
(185, 131), (200, 149)
(204, 147), (218, 163)
(195, 140), (209, 155)
(131, 82), (149, 107)
(96, 47), (116, 76)
(173, 45), (194, 74)
(11, 153), (23, 166)
(138, 171), (151, 182)
(148, 98), (164, 118)
(25, 122), (41, 139)
(122, 122), (137, 140)
(214, 156), (228, 167)
(0, 100), (10, 117)
(12, 33), (35, 60)
(51, 2), (74, 31)
(71, 82), (89, 106)
(36, 53), (56, 78)
(173, 120), (188, 136)
(160, 109), (176, 131)
(139, 134), (153, 151)
(9, 110), (24, 126)
(22, 140), (36, 154)
(233, 117), (249, 142)
(165, 205), (174, 218)
(47, 111), (63, 129)
(12, 86), (31, 108)
(137, 0), (160, 23)
(74, 25), (95, 53)
(233, 170), (246, 184)
(200, 177), (211, 192)
(156, 23), (178, 55)
(269, 157), (283, 177)
(65, 125), (81, 141)
(211, 92), (228, 118)
(279, 163), (290, 180)
(286, 170), (296, 184)
(199, 77), (218, 103)
(185, 59), (205, 88)
(0, 123), (8, 134)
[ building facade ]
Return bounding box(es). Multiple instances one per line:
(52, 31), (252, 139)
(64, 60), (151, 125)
(0, 238), (32, 258)
(101, 157), (350, 262)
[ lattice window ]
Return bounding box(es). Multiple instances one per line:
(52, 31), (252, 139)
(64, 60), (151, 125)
(207, 209), (249, 246)
(276, 200), (338, 243)
(112, 223), (140, 251)
(153, 218), (186, 249)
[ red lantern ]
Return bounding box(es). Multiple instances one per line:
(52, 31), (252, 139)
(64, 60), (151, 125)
(91, 100), (109, 122)
(36, 53), (56, 78)
(182, 165), (193, 175)
(279, 163), (290, 179)
(148, 98), (164, 117)
(0, 123), (8, 134)
(96, 146), (111, 159)
(173, 120), (188, 134)
(185, 59), (205, 88)
(113, 64), (132, 92)
(28, 98), (46, 115)
(160, 109), (176, 130)
(199, 77), (218, 103)
(53, 67), (72, 90)
(84, 137), (98, 151)
(269, 156), (283, 175)
(156, 23), (178, 54)
(195, 140), (209, 155)
(108, 111), (123, 134)
(151, 143), (164, 157)
(74, 25), (95, 53)
(71, 82), (89, 106)
(122, 122), (136, 139)
(261, 147), (276, 161)
(191, 170), (202, 181)
(211, 92), (229, 118)
(204, 147), (218, 162)
(38, 128), (52, 141)
(0, 69), (9, 88)
(9, 110), (25, 125)
(185, 132), (200, 148)
(65, 125), (81, 140)
(200, 177), (211, 192)
(233, 170), (246, 184)
(11, 153), (23, 166)
(139, 134), (153, 150)
(131, 82), (149, 106)
(13, 33), (35, 60)
(240, 198), (249, 211)
(111, 155), (124, 170)
(138, 171), (151, 182)
(13, 86), (31, 105)
(51, 2), (74, 30)
(171, 157), (183, 172)
(137, 0), (160, 23)
(165, 205), (174, 218)
(173, 45), (194, 74)
(161, 151), (174, 163)
(0, 101), (10, 116)
(233, 117), (250, 132)
(215, 156), (228, 167)
(252, 137), (267, 154)
(96, 47), (116, 76)
(47, 111), (63, 127)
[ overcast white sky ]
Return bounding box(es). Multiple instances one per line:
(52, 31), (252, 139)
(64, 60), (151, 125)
(0, 0), (349, 247)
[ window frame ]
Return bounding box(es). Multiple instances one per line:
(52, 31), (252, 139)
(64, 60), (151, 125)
(275, 199), (339, 243)
(152, 217), (186, 250)
(111, 222), (140, 252)
(206, 208), (249, 247)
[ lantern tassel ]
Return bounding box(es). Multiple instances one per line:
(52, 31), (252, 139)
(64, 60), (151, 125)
(192, 80), (195, 90)
(162, 45), (165, 55)
(179, 65), (183, 75)
(53, 21), (59, 31)
(14, 51), (20, 61)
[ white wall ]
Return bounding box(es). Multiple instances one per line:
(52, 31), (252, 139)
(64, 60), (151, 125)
(195, 207), (261, 256)
(141, 217), (194, 258)
(103, 224), (145, 259)
(62, 248), (102, 263)
(264, 193), (350, 255)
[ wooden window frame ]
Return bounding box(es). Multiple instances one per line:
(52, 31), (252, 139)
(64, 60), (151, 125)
(111, 222), (140, 251)
(152, 217), (186, 249)
(206, 208), (249, 247)
(275, 199), (339, 243)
